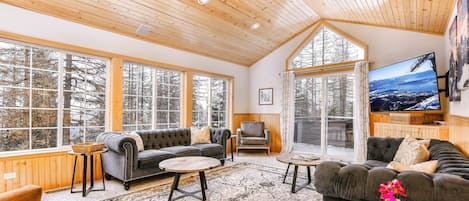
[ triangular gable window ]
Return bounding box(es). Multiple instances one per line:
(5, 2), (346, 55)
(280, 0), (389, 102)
(289, 23), (366, 69)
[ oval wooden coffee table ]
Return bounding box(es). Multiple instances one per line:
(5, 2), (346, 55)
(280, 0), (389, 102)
(159, 156), (221, 201)
(276, 152), (321, 193)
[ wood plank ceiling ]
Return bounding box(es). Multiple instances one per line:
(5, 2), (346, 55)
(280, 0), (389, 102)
(305, 0), (455, 35)
(1, 0), (455, 66)
(1, 0), (319, 66)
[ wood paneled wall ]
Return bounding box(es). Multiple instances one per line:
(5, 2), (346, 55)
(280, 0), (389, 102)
(369, 112), (444, 136)
(230, 113), (282, 153)
(0, 151), (103, 192)
(448, 115), (469, 157)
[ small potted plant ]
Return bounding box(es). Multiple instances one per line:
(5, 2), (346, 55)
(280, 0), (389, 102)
(379, 179), (407, 201)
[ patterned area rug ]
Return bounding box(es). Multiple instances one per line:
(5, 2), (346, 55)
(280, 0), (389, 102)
(103, 162), (322, 201)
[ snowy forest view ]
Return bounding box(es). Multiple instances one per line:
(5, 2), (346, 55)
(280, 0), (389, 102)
(122, 62), (182, 131)
(294, 74), (354, 151)
(192, 75), (228, 128)
(0, 40), (107, 152)
(291, 25), (364, 69)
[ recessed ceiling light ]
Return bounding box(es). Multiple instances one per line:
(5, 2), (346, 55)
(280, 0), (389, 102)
(250, 22), (261, 30)
(136, 24), (151, 35)
(198, 0), (210, 5)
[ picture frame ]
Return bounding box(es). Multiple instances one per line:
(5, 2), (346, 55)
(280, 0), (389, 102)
(259, 88), (273, 105)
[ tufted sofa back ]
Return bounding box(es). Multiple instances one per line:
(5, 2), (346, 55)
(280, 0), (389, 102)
(137, 128), (191, 150)
(367, 137), (403, 162)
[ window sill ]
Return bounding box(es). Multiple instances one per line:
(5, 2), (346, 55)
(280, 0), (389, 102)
(0, 147), (72, 159)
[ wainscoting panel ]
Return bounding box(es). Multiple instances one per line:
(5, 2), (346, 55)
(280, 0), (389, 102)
(231, 113), (281, 153)
(0, 150), (103, 192)
(448, 115), (469, 157)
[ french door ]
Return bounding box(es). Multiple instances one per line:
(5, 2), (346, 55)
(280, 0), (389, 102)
(293, 72), (354, 160)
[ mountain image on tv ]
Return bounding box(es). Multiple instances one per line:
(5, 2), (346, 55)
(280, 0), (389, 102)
(369, 52), (441, 112)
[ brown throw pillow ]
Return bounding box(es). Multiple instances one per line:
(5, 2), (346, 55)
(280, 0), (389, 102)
(191, 127), (211, 144)
(122, 131), (144, 152)
(393, 136), (430, 166)
(387, 160), (438, 174)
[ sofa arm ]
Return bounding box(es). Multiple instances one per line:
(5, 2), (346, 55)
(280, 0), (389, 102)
(96, 132), (138, 169)
(0, 185), (42, 201)
(264, 129), (270, 146)
(314, 161), (369, 201)
(210, 128), (231, 158)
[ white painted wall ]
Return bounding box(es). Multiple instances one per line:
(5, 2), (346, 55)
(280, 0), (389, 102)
(0, 3), (250, 113)
(444, 3), (469, 117)
(249, 20), (446, 114)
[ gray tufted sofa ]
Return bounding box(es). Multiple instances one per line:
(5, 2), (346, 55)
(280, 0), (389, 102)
(314, 137), (469, 201)
(96, 128), (231, 190)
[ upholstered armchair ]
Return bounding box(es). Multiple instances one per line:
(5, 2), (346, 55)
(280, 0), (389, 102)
(236, 121), (271, 155)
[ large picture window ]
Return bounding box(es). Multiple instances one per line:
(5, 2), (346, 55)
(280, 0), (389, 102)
(122, 62), (182, 131)
(0, 39), (108, 152)
(192, 75), (229, 128)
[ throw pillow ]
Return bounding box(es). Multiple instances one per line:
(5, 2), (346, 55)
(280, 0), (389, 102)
(191, 127), (211, 145)
(387, 160), (438, 174)
(393, 136), (430, 166)
(122, 131), (144, 152)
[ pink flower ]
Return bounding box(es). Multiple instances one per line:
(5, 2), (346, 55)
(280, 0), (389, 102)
(379, 179), (407, 201)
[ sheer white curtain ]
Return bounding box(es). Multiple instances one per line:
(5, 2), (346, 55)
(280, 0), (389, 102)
(280, 71), (295, 153)
(353, 61), (370, 162)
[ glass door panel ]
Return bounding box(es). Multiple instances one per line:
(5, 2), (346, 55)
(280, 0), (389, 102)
(293, 77), (322, 154)
(326, 74), (354, 159)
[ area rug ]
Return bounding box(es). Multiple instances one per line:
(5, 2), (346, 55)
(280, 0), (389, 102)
(103, 162), (322, 201)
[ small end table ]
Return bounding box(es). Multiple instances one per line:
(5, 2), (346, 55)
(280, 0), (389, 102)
(276, 152), (321, 193)
(69, 149), (107, 197)
(159, 156), (221, 201)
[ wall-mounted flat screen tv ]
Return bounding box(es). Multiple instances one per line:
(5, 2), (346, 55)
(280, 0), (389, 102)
(369, 52), (441, 112)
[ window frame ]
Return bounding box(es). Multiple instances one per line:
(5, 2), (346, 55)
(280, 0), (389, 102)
(122, 61), (183, 131)
(286, 21), (368, 72)
(0, 38), (110, 154)
(191, 73), (232, 129)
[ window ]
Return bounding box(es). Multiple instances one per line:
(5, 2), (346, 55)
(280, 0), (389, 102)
(0, 39), (108, 152)
(289, 24), (366, 69)
(294, 73), (354, 159)
(192, 75), (229, 128)
(122, 62), (182, 131)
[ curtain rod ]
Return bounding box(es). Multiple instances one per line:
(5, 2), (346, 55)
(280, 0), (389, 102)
(279, 61), (374, 76)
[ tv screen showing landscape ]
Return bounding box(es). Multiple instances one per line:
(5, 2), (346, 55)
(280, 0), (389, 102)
(369, 52), (441, 112)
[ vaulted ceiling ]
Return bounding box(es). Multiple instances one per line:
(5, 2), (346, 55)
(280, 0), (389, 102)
(2, 0), (455, 66)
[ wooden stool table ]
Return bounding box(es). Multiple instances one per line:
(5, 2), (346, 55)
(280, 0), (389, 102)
(69, 149), (106, 197)
(159, 156), (221, 201)
(276, 152), (321, 193)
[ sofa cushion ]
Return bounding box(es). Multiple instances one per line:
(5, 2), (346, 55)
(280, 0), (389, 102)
(393, 136), (430, 166)
(138, 150), (175, 169)
(160, 146), (201, 157)
(190, 127), (211, 144)
(241, 137), (268, 145)
(387, 160), (438, 174)
(241, 122), (264, 137)
(364, 160), (388, 168)
(191, 143), (223, 157)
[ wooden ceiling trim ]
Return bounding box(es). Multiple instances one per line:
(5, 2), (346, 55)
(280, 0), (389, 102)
(437, 0), (455, 34)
